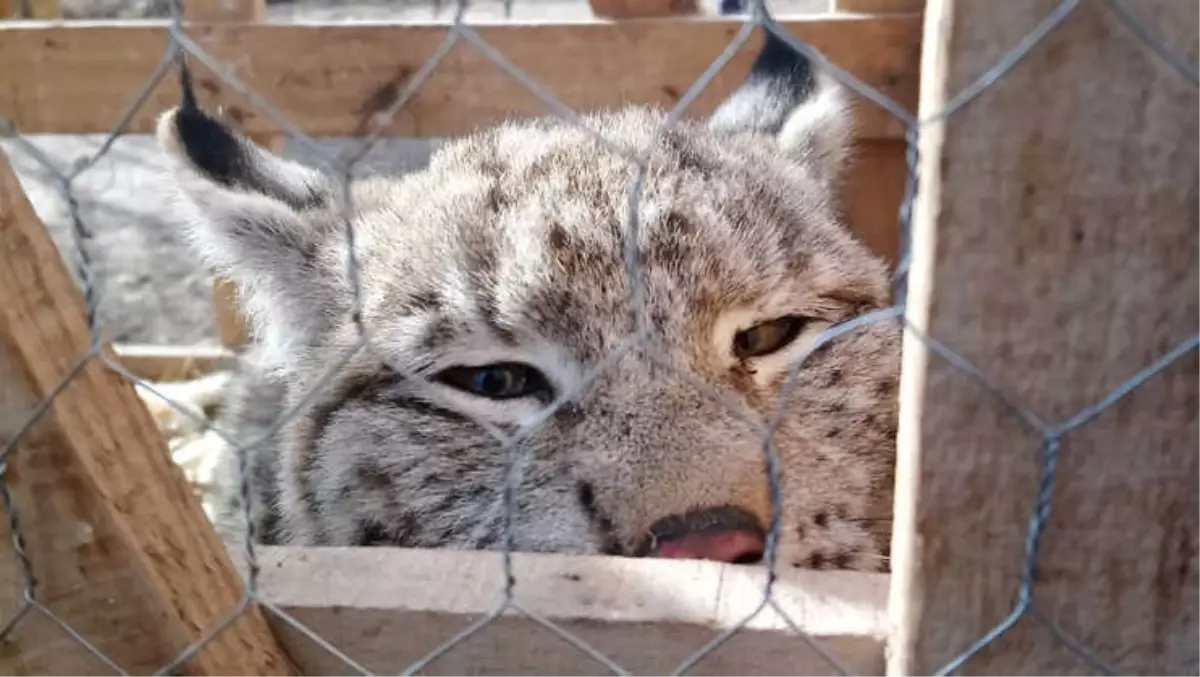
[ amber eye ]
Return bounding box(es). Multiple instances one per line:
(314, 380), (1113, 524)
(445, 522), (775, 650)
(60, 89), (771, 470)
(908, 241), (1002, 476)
(733, 316), (809, 359)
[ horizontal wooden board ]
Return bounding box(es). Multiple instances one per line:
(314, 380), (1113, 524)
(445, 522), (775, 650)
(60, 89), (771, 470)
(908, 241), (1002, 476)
(0, 16), (919, 140)
(253, 546), (890, 675)
(109, 342), (237, 382)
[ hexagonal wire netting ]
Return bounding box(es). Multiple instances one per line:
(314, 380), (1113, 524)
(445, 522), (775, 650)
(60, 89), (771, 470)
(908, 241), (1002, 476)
(1, 0), (1197, 674)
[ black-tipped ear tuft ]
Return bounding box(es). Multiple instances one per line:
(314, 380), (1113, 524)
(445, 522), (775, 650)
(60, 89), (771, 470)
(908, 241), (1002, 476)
(166, 52), (328, 212)
(707, 17), (854, 183)
(171, 53), (261, 193)
(163, 103), (328, 212)
(708, 28), (818, 137)
(174, 104), (260, 194)
(155, 93), (342, 365)
(744, 29), (816, 119)
(179, 54), (201, 113)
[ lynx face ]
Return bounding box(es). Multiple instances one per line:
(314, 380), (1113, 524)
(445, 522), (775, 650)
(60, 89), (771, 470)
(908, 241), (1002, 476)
(158, 32), (901, 572)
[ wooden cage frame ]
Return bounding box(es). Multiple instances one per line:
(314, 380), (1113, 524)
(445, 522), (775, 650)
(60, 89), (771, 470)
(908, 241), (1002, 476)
(1, 0), (1196, 674)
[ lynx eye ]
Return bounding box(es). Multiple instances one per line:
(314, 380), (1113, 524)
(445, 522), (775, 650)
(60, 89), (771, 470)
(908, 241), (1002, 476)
(435, 363), (551, 400)
(733, 316), (809, 359)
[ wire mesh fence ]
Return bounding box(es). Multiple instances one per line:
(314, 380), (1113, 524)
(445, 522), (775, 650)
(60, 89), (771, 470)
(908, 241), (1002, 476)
(0, 0), (1197, 674)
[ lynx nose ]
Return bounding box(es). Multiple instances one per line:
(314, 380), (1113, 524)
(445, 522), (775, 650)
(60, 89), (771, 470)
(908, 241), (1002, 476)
(640, 505), (766, 564)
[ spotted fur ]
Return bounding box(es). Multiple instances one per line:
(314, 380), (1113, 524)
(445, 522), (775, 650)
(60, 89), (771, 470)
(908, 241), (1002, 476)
(159, 29), (901, 572)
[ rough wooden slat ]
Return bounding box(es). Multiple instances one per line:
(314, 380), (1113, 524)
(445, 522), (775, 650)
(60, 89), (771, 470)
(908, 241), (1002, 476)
(889, 1), (1198, 674)
(108, 343), (237, 382)
(0, 17), (919, 142)
(0, 147), (295, 675)
(252, 546), (889, 676)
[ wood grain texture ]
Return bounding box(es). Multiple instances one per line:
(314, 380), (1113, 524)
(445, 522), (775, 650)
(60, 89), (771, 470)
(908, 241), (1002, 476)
(252, 546), (889, 676)
(0, 16), (919, 141)
(889, 0), (1198, 674)
(0, 148), (295, 675)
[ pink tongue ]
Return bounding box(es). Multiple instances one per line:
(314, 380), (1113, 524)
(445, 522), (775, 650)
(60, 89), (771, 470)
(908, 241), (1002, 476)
(653, 530), (765, 563)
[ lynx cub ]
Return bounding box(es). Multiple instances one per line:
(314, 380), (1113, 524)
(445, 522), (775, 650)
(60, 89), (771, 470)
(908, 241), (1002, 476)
(157, 29), (901, 572)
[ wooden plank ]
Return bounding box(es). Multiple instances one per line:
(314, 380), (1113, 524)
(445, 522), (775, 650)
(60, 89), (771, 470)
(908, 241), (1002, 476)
(589, 0), (697, 18)
(0, 17), (919, 142)
(109, 343), (237, 382)
(830, 0), (922, 13)
(842, 138), (907, 265)
(253, 546), (889, 676)
(888, 1), (1198, 674)
(0, 147), (295, 675)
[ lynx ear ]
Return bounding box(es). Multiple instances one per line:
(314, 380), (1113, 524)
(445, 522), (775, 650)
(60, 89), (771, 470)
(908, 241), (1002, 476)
(709, 28), (855, 186)
(156, 105), (345, 366)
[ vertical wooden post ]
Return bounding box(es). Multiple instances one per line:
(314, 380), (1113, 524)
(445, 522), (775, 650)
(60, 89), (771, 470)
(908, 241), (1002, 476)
(0, 149), (296, 674)
(184, 0), (277, 353)
(889, 1), (1198, 674)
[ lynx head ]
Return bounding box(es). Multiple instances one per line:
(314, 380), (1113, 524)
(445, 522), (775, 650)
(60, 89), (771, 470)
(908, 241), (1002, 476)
(157, 30), (900, 572)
